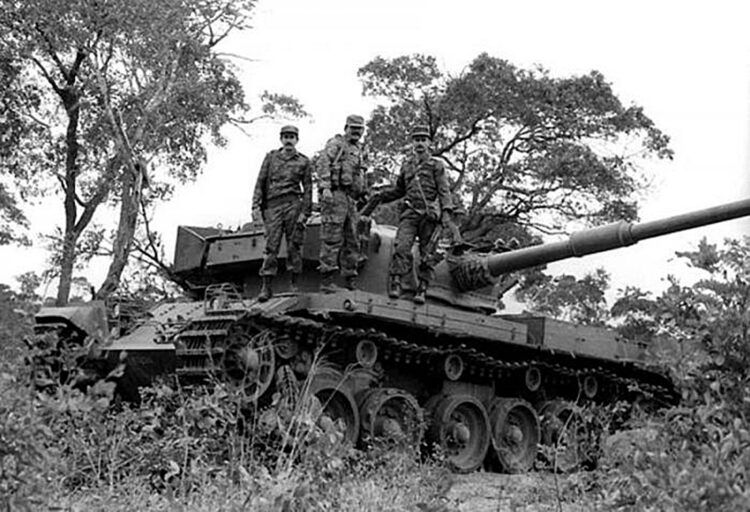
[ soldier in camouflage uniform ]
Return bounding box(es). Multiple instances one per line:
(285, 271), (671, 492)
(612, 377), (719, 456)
(375, 125), (455, 304)
(316, 114), (367, 292)
(252, 125), (312, 301)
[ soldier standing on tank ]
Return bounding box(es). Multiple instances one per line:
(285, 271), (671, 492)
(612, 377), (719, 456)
(252, 125), (312, 301)
(316, 114), (367, 292)
(375, 125), (455, 304)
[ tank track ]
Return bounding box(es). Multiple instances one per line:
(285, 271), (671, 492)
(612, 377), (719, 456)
(174, 307), (678, 405)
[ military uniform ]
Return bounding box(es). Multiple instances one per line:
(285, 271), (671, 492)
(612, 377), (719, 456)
(380, 154), (453, 283)
(317, 119), (367, 288)
(252, 143), (312, 281)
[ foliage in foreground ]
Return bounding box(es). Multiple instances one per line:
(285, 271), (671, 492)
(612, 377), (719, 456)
(1, 367), (451, 511)
(4, 237), (750, 511)
(588, 237), (750, 510)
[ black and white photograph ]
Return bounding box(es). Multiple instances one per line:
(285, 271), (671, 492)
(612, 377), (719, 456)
(1, 0), (749, 510)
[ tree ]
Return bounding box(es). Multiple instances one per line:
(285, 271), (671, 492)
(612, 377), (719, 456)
(515, 268), (610, 325)
(1, 0), (305, 305)
(359, 54), (672, 244)
(0, 52), (41, 246)
(612, 237), (750, 369)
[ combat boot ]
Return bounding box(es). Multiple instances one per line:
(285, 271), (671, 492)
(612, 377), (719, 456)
(345, 275), (357, 291)
(258, 276), (273, 302)
(413, 281), (427, 305)
(320, 271), (338, 293)
(387, 275), (401, 299)
(289, 273), (300, 293)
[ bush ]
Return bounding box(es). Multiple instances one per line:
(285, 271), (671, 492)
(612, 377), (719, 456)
(1, 354), (451, 511)
(590, 238), (750, 510)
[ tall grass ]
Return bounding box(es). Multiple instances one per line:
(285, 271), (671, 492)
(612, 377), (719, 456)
(1, 352), (452, 511)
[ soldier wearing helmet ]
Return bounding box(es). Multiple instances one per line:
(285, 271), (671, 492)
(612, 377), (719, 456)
(316, 114), (368, 292)
(374, 124), (455, 303)
(252, 124), (312, 301)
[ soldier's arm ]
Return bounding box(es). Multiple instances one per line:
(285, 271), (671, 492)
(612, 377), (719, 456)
(301, 156), (313, 216)
(252, 152), (271, 211)
(378, 162), (407, 204)
(434, 159), (453, 211)
(316, 138), (339, 194)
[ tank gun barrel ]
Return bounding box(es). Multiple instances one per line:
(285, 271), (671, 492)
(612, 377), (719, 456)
(485, 197), (750, 277)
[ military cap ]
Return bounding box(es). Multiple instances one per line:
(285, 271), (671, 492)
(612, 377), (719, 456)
(410, 125), (431, 139)
(345, 114), (365, 128)
(280, 125), (299, 136)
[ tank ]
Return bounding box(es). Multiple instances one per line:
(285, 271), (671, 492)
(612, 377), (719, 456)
(34, 197), (750, 473)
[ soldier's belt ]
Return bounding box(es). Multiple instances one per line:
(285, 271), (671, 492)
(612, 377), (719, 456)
(265, 192), (302, 208)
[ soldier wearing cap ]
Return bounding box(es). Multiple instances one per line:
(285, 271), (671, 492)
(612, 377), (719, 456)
(374, 125), (455, 303)
(316, 114), (368, 292)
(252, 124), (312, 301)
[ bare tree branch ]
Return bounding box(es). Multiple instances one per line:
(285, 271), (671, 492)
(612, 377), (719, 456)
(14, 107), (51, 129)
(29, 56), (62, 95)
(34, 23), (70, 81)
(435, 117), (484, 155)
(214, 52), (259, 63)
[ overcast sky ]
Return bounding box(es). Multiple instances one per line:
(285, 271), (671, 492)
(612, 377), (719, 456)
(2, 0), (749, 298)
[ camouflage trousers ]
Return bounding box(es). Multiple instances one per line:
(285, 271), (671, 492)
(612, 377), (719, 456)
(389, 210), (441, 283)
(319, 190), (359, 277)
(259, 195), (305, 276)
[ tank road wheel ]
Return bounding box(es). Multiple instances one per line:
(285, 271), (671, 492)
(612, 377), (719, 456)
(428, 394), (491, 473)
(539, 400), (590, 472)
(580, 374), (599, 399)
(355, 339), (378, 368)
(307, 368), (360, 445)
(359, 388), (424, 446)
(220, 328), (276, 402)
(443, 354), (464, 381)
(488, 398), (540, 473)
(274, 334), (299, 360)
(524, 366), (542, 392)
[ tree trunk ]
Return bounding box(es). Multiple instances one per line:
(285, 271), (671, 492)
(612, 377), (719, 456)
(55, 89), (81, 306)
(55, 232), (78, 306)
(96, 162), (142, 300)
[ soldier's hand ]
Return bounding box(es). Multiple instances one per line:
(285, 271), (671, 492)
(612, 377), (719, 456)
(296, 212), (308, 225)
(321, 188), (332, 202)
(252, 208), (264, 224)
(368, 191), (382, 204)
(359, 193), (380, 217)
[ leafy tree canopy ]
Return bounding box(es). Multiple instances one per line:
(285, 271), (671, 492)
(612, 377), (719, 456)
(0, 0), (305, 304)
(515, 268), (610, 326)
(359, 53), (673, 245)
(613, 237), (750, 363)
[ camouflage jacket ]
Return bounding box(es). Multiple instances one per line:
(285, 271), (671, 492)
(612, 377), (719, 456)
(379, 154), (453, 215)
(315, 134), (365, 197)
(252, 148), (312, 214)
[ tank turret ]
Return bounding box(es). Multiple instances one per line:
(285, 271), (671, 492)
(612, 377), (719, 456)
(169, 198), (750, 311)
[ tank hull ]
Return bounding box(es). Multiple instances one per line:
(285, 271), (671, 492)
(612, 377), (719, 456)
(65, 288), (675, 473)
